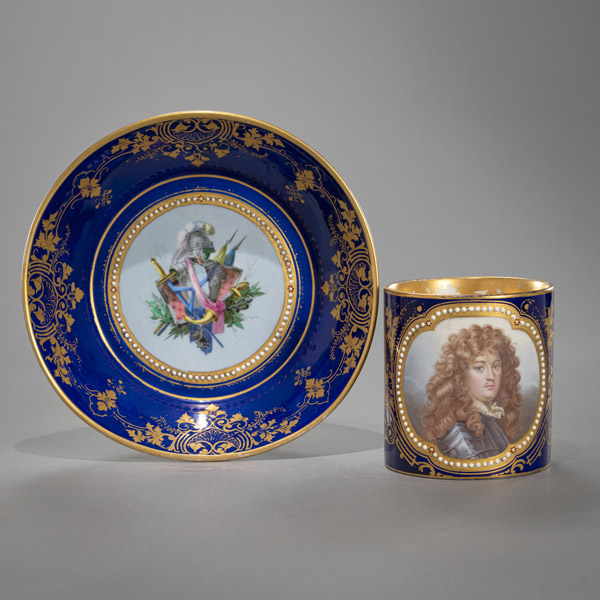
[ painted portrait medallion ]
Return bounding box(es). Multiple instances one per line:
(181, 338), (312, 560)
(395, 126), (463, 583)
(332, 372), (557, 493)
(384, 278), (553, 478)
(403, 317), (540, 461)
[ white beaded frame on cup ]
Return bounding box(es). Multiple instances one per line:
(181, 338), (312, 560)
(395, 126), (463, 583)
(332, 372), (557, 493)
(394, 302), (549, 473)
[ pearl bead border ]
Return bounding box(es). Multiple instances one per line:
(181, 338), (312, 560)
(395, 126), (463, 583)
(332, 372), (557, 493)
(394, 303), (549, 471)
(106, 193), (298, 384)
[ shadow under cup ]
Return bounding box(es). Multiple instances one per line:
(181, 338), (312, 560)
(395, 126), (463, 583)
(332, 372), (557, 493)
(384, 277), (554, 479)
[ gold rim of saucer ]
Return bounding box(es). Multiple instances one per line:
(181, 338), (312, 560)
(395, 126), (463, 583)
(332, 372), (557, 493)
(384, 276), (553, 299)
(22, 110), (379, 461)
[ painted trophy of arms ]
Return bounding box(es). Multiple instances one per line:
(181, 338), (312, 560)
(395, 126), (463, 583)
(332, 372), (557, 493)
(147, 221), (262, 354)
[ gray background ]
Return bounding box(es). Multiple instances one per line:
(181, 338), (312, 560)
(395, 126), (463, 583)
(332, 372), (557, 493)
(2, 1), (599, 598)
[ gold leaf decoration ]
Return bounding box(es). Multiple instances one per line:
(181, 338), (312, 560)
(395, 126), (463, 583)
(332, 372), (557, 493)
(145, 423), (165, 447)
(28, 213), (84, 386)
(294, 169), (316, 191)
(545, 304), (554, 349)
(118, 404), (298, 456)
(46, 337), (72, 386)
(305, 378), (325, 400)
(28, 117), (375, 457)
(83, 380), (126, 416)
(78, 176), (101, 198)
(177, 413), (196, 426)
(243, 128), (263, 150)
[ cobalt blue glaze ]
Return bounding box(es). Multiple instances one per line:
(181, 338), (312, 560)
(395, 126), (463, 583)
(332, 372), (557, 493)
(384, 279), (553, 478)
(24, 113), (378, 459)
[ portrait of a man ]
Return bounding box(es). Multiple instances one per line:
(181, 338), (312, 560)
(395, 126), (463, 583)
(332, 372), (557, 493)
(420, 323), (522, 459)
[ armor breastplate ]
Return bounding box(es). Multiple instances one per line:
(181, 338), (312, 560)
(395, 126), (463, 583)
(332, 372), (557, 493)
(437, 415), (509, 460)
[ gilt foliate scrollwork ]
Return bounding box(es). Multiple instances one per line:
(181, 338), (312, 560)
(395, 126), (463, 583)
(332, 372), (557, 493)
(148, 404), (299, 455)
(80, 377), (302, 456)
(545, 304), (554, 349)
(63, 119), (292, 212)
(27, 116), (375, 457)
(289, 204), (374, 406)
(287, 166), (375, 395)
(321, 200), (373, 368)
(107, 119), (285, 169)
(27, 212), (84, 386)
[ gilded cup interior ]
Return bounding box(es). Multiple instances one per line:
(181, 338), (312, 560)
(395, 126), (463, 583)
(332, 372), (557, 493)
(385, 277), (553, 299)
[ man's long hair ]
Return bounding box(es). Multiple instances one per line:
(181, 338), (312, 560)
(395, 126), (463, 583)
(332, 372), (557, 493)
(422, 324), (522, 442)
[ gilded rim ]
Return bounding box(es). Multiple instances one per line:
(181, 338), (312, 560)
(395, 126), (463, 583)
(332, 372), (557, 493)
(385, 276), (553, 299)
(385, 462), (551, 480)
(22, 111), (379, 460)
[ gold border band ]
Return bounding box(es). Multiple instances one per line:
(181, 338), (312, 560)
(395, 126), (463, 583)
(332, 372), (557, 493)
(103, 191), (298, 385)
(385, 277), (553, 299)
(89, 175), (315, 401)
(23, 111), (379, 460)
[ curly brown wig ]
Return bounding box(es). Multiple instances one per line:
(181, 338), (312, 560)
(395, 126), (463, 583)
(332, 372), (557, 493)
(422, 324), (522, 442)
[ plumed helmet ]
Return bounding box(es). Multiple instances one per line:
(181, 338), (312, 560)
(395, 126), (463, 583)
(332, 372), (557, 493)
(171, 221), (215, 265)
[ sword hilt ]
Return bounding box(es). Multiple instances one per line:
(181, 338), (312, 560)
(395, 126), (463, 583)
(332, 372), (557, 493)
(183, 310), (218, 325)
(151, 258), (177, 287)
(230, 281), (249, 297)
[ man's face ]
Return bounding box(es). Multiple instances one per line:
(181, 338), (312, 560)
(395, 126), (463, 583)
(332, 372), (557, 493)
(466, 349), (502, 406)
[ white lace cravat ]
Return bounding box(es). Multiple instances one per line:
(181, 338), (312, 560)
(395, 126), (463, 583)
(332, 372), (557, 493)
(474, 401), (505, 419)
